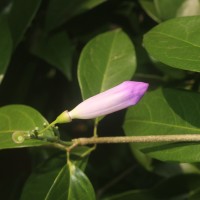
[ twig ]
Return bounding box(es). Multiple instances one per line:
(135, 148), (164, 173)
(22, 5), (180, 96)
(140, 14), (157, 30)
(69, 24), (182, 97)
(72, 134), (200, 146)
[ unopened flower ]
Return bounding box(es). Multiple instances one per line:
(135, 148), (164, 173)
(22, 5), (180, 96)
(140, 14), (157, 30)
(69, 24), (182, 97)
(56, 81), (149, 123)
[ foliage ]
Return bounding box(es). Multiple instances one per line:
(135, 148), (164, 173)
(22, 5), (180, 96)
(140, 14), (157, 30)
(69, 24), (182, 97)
(1, 0), (200, 199)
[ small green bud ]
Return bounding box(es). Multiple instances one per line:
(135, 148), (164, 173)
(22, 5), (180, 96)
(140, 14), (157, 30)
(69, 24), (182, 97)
(56, 110), (72, 124)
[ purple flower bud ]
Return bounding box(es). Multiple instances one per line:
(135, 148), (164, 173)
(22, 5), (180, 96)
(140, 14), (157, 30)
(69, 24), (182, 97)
(56, 81), (149, 123)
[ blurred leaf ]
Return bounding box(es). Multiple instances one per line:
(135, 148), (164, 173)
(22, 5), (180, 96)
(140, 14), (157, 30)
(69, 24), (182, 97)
(0, 16), (12, 84)
(104, 174), (200, 200)
(154, 162), (200, 178)
(176, 0), (200, 17)
(123, 88), (200, 162)
(31, 31), (73, 80)
(7, 0), (41, 47)
(45, 0), (105, 31)
(144, 16), (200, 72)
(0, 0), (11, 13)
(0, 105), (54, 149)
(139, 0), (161, 22)
(153, 0), (187, 20)
(139, 0), (200, 22)
(104, 191), (155, 200)
(45, 161), (95, 200)
(190, 188), (200, 200)
(78, 29), (136, 101)
(151, 57), (186, 80)
(130, 148), (153, 171)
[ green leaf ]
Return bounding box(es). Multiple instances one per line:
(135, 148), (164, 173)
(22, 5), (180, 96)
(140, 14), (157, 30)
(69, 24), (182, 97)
(20, 153), (66, 200)
(123, 88), (200, 162)
(151, 57), (186, 80)
(45, 0), (105, 31)
(139, 0), (200, 23)
(0, 16), (12, 84)
(0, 105), (54, 149)
(70, 146), (90, 170)
(78, 29), (136, 101)
(130, 148), (153, 171)
(21, 147), (90, 200)
(154, 162), (200, 178)
(143, 16), (200, 72)
(139, 0), (161, 22)
(176, 0), (200, 17)
(45, 161), (95, 200)
(190, 189), (200, 200)
(31, 32), (73, 80)
(104, 174), (200, 200)
(153, 0), (189, 20)
(7, 0), (41, 47)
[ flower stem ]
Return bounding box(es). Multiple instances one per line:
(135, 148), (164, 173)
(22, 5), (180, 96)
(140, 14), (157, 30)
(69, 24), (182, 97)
(72, 134), (200, 146)
(93, 118), (99, 137)
(39, 120), (57, 135)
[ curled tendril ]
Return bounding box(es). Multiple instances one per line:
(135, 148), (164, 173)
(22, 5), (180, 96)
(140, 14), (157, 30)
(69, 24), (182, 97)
(12, 131), (29, 144)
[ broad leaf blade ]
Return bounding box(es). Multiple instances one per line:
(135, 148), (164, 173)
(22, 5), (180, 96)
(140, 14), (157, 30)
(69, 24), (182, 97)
(45, 0), (105, 31)
(31, 32), (73, 80)
(45, 162), (95, 200)
(143, 16), (200, 72)
(20, 153), (66, 200)
(139, 0), (161, 22)
(7, 0), (41, 47)
(123, 88), (200, 162)
(153, 0), (199, 20)
(139, 0), (200, 23)
(0, 105), (54, 149)
(21, 147), (90, 200)
(0, 16), (12, 84)
(78, 29), (136, 100)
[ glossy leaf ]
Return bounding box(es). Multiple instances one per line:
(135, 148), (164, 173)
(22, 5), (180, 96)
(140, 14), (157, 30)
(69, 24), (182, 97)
(45, 0), (105, 31)
(123, 88), (200, 162)
(0, 16), (12, 84)
(45, 161), (95, 200)
(7, 0), (41, 47)
(31, 32), (73, 80)
(144, 16), (200, 72)
(21, 147), (90, 200)
(78, 29), (136, 101)
(20, 153), (66, 200)
(0, 105), (54, 149)
(70, 146), (90, 170)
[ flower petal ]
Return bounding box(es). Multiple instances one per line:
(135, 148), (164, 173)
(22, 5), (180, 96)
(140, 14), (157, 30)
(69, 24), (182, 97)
(68, 81), (149, 119)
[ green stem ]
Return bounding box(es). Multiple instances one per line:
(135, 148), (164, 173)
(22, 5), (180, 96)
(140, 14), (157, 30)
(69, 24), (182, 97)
(67, 151), (70, 164)
(39, 120), (57, 135)
(93, 118), (99, 137)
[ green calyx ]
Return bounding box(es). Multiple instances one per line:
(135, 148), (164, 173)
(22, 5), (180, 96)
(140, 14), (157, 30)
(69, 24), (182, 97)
(56, 110), (72, 124)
